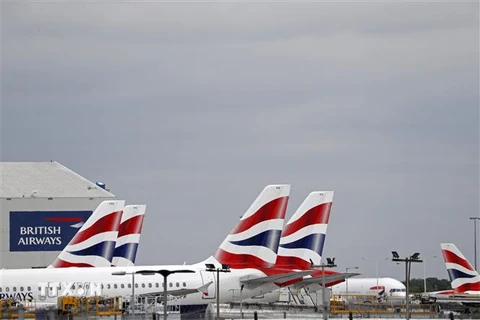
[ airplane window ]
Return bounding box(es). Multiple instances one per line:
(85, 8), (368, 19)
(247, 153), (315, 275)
(6, 287), (9, 292)
(13, 287), (17, 292)
(183, 282), (186, 287)
(121, 284), (125, 289)
(0, 288), (2, 292)
(20, 287), (24, 291)
(176, 282), (179, 288)
(107, 284), (111, 289)
(169, 283), (173, 288)
(142, 284), (145, 288)
(156, 283), (159, 288)
(148, 283), (152, 288)
(28, 286), (31, 291)
(38, 287), (41, 291)
(135, 284), (139, 288)
(114, 284), (118, 289)
(128, 284), (131, 288)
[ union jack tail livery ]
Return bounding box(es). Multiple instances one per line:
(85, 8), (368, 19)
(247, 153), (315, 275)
(441, 243), (480, 294)
(51, 200), (125, 268)
(209, 184), (291, 268)
(276, 191), (334, 269)
(112, 205), (146, 267)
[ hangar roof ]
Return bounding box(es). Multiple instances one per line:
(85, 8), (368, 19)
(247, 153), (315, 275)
(0, 161), (116, 198)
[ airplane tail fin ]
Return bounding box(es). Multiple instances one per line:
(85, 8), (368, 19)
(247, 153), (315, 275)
(276, 191), (334, 269)
(441, 243), (480, 293)
(51, 200), (125, 268)
(112, 205), (146, 267)
(208, 185), (290, 269)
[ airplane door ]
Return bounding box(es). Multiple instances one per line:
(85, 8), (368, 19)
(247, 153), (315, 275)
(200, 270), (216, 299)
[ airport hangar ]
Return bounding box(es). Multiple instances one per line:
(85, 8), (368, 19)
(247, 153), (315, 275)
(0, 161), (116, 269)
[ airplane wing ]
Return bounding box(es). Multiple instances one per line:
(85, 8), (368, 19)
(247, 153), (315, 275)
(240, 270), (316, 289)
(137, 281), (213, 298)
(421, 292), (480, 305)
(296, 272), (360, 287)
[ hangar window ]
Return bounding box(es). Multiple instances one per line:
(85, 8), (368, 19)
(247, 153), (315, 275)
(148, 283), (152, 288)
(27, 286), (31, 291)
(121, 284), (124, 289)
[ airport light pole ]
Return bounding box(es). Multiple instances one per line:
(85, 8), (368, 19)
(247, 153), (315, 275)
(240, 284), (244, 319)
(136, 269), (195, 320)
(470, 217), (480, 271)
(391, 251), (422, 320)
(319, 257), (337, 320)
(111, 270), (138, 314)
(422, 255), (437, 294)
(345, 266), (358, 306)
(206, 263), (231, 320)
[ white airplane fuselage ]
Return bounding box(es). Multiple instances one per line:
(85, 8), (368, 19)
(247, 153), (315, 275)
(331, 277), (406, 300)
(0, 264), (274, 308)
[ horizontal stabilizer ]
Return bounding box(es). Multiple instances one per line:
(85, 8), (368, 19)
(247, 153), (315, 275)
(240, 270), (315, 289)
(197, 281), (213, 296)
(296, 272), (360, 287)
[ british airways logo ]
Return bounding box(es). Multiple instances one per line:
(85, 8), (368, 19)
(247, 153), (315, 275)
(0, 292), (34, 300)
(10, 211), (92, 252)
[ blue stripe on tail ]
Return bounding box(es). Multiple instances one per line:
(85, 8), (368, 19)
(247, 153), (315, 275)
(68, 241), (116, 258)
(447, 268), (477, 281)
(113, 243), (139, 263)
(229, 230), (282, 252)
(280, 233), (326, 255)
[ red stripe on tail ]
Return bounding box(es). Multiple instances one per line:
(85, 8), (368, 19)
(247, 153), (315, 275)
(282, 202), (332, 237)
(69, 211), (122, 245)
(442, 250), (475, 271)
(118, 215), (145, 237)
(231, 197), (288, 234)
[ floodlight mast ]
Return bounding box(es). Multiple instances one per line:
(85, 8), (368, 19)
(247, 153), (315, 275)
(111, 271), (135, 314)
(205, 264), (231, 320)
(135, 269), (195, 320)
(311, 258), (337, 320)
(391, 252), (422, 320)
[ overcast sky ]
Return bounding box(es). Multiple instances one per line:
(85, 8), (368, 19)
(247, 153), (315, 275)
(2, 1), (478, 281)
